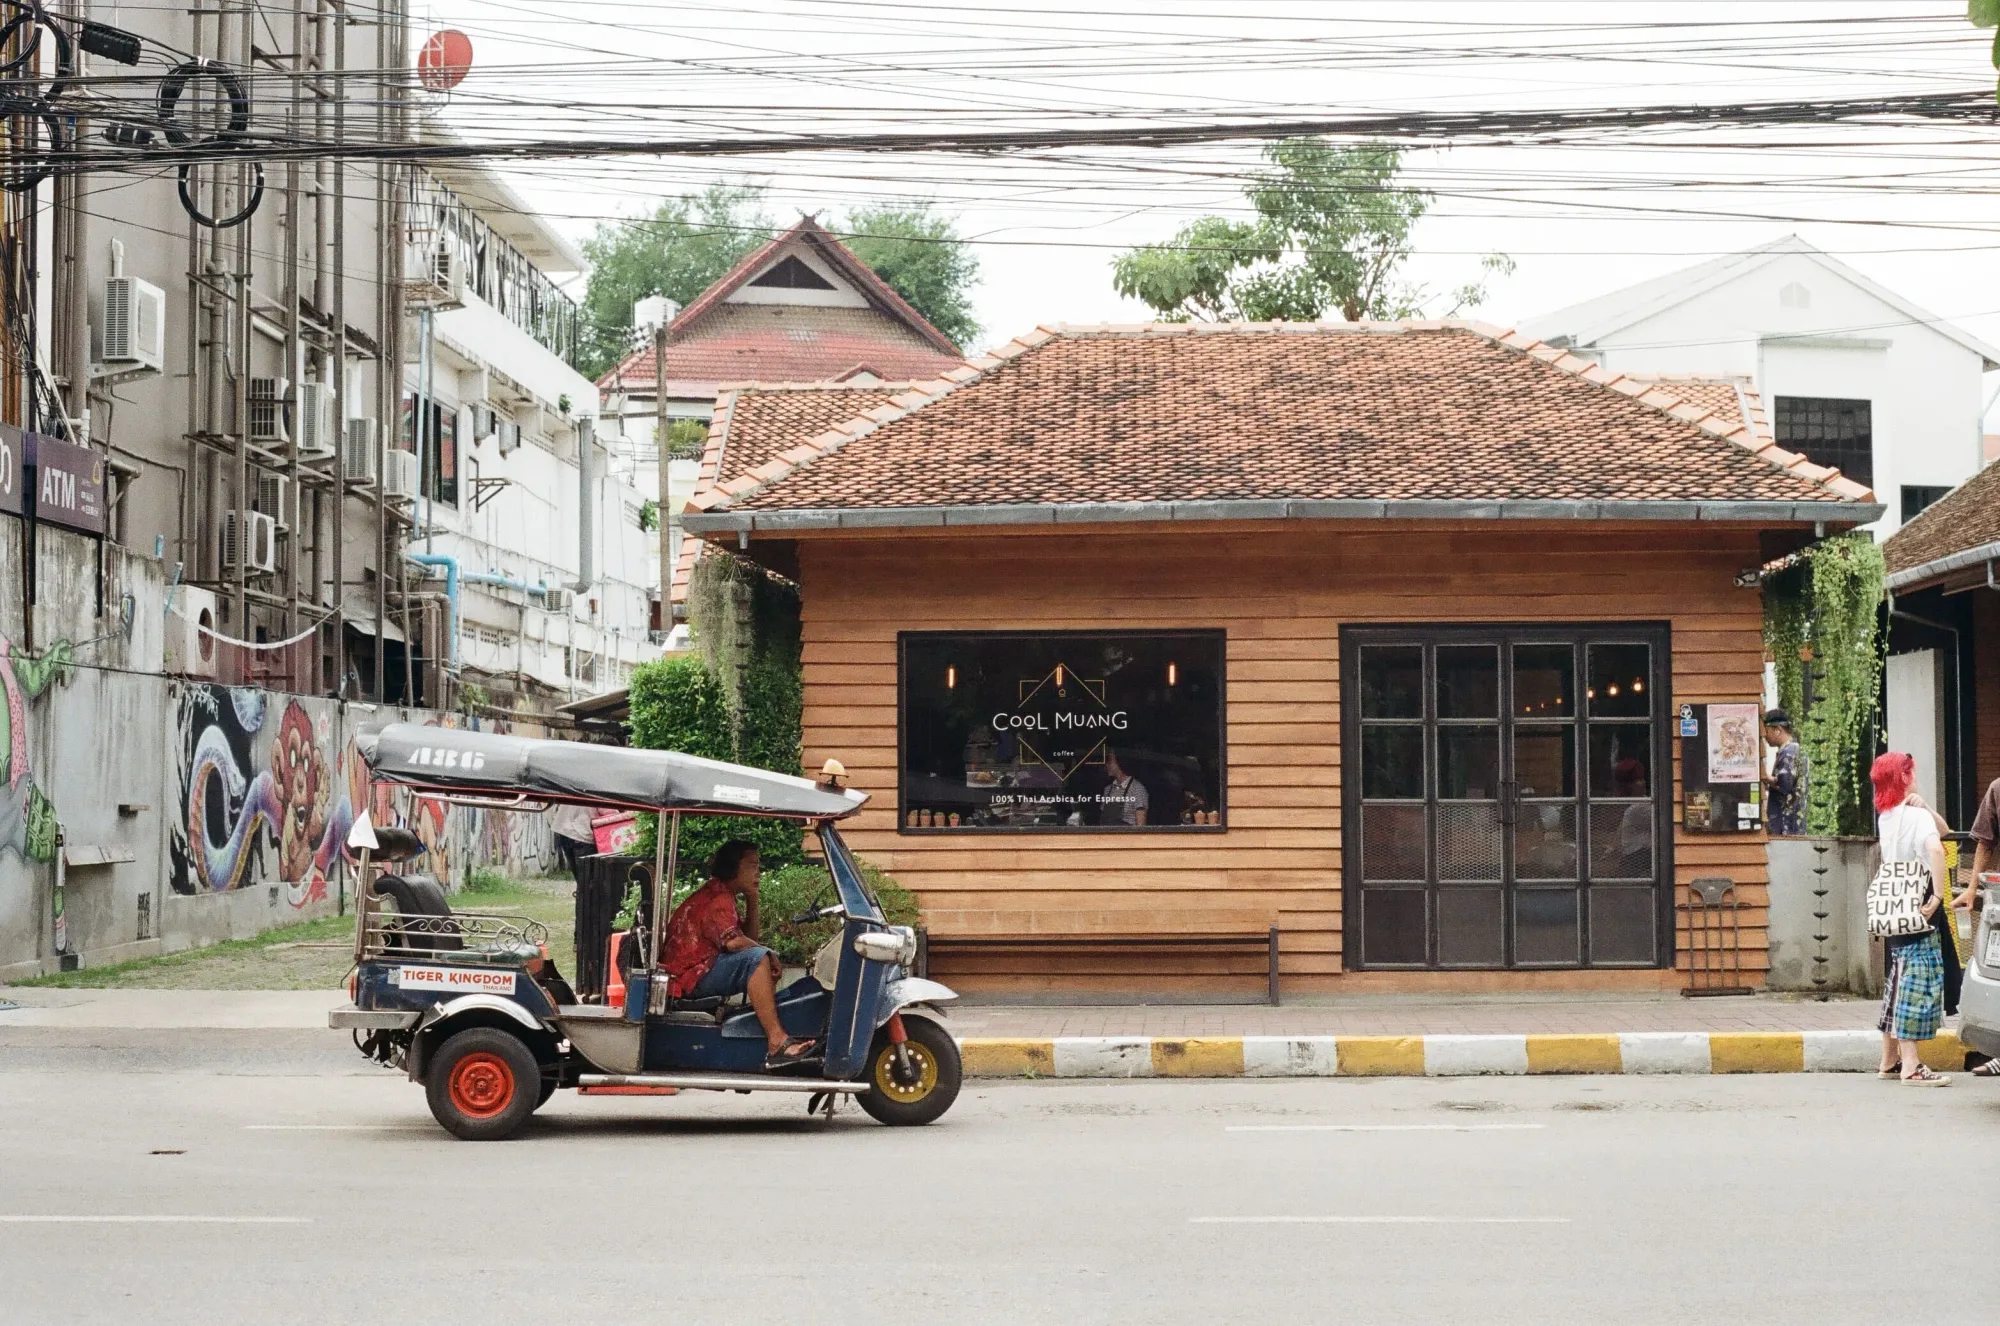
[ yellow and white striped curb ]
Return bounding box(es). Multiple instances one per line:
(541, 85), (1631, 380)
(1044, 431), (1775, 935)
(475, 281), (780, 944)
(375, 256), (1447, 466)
(956, 1031), (1968, 1079)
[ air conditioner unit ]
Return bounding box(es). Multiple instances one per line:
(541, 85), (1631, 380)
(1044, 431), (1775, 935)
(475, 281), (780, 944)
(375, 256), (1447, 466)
(382, 448), (421, 499)
(403, 242), (464, 310)
(541, 587), (573, 616)
(295, 382), (335, 459)
(254, 473), (291, 532)
(219, 510), (278, 576)
(495, 418), (521, 454)
(471, 405), (496, 443)
(98, 275), (165, 375)
(343, 418), (379, 484)
(248, 377), (288, 445)
(163, 585), (223, 680)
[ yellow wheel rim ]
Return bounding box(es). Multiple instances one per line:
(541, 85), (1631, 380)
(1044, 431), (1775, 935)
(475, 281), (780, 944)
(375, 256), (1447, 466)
(873, 1039), (939, 1103)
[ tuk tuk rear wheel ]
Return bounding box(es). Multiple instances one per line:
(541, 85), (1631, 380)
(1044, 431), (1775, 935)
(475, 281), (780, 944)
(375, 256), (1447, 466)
(857, 1016), (960, 1126)
(425, 1028), (540, 1140)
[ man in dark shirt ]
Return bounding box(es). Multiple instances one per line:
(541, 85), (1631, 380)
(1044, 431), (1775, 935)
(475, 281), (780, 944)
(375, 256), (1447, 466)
(1763, 709), (1806, 837)
(1963, 777), (2000, 916)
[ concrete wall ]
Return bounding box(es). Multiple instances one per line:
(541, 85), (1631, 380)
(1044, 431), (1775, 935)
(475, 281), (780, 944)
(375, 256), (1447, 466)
(1766, 837), (1879, 995)
(0, 523), (561, 980)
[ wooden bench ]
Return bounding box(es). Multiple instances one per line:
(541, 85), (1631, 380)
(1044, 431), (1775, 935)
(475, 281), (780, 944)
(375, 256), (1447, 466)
(922, 907), (1281, 1005)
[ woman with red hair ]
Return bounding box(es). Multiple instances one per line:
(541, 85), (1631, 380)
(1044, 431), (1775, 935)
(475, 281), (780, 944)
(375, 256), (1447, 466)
(1872, 751), (1952, 1085)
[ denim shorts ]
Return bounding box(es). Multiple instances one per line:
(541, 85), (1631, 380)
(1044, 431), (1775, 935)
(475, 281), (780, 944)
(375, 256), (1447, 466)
(689, 945), (772, 1000)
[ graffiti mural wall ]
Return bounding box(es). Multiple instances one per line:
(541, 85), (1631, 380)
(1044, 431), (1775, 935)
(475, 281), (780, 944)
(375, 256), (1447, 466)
(168, 684), (557, 909)
(0, 635), (73, 866)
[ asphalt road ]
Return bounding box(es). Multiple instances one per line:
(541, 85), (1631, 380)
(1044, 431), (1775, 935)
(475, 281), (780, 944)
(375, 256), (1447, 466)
(3, 1030), (1996, 1326)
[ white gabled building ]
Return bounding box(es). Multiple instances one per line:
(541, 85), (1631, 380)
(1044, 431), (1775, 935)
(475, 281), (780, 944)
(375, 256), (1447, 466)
(1524, 235), (2000, 536)
(402, 149), (660, 717)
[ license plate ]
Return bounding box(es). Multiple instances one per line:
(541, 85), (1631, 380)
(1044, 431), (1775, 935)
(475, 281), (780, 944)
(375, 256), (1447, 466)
(1986, 928), (2000, 972)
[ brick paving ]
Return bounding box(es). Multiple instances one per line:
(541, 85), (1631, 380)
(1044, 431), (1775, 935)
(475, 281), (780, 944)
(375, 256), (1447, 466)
(947, 992), (1880, 1040)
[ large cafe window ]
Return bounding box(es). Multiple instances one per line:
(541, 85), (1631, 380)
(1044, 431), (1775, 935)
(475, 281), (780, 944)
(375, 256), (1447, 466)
(899, 630), (1226, 832)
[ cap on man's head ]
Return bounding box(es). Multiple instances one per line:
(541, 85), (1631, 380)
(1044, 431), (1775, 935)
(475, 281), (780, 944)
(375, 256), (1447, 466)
(1764, 708), (1793, 731)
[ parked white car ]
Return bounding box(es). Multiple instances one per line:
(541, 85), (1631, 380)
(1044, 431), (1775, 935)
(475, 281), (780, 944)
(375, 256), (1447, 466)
(1961, 888), (2000, 1062)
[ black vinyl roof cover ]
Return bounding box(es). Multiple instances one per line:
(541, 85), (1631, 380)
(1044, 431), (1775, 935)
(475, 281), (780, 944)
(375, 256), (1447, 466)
(356, 723), (868, 820)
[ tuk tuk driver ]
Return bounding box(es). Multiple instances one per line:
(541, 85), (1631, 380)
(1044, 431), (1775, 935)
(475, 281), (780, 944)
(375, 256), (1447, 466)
(660, 840), (819, 1067)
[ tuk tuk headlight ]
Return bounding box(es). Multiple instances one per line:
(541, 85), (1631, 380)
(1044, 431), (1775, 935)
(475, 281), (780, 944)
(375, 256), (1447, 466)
(854, 926), (917, 966)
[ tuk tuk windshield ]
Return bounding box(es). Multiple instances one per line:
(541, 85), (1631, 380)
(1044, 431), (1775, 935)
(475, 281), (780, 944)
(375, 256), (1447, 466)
(818, 824), (885, 923)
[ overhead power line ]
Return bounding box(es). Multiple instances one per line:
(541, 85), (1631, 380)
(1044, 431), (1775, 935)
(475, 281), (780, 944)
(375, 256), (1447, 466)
(20, 86), (2000, 174)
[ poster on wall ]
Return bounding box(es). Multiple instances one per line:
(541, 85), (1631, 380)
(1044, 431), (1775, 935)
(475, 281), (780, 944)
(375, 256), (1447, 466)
(899, 629), (1226, 832)
(1705, 702), (1762, 784)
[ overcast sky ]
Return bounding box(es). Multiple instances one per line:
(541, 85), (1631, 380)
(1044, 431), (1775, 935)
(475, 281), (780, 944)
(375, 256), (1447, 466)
(420, 1), (2000, 365)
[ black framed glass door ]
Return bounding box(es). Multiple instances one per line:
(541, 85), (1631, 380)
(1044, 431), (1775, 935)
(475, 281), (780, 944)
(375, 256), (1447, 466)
(1341, 624), (1672, 971)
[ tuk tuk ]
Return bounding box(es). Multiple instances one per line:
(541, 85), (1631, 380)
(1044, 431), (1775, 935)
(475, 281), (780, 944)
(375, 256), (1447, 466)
(328, 723), (962, 1140)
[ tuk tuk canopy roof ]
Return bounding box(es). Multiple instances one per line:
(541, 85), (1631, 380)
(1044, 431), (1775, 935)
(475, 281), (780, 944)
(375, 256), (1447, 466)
(356, 724), (868, 820)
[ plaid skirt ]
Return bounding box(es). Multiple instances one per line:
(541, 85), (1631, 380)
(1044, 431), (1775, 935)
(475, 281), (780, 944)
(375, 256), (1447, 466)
(1878, 931), (1945, 1042)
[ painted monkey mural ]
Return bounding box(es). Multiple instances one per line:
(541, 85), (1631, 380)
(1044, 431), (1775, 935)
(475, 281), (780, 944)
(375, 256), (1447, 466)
(0, 635), (74, 864)
(166, 686), (539, 906)
(168, 686), (368, 907)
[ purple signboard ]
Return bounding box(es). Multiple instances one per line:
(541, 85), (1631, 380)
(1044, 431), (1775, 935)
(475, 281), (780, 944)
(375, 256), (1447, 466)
(0, 424), (21, 517)
(26, 432), (106, 535)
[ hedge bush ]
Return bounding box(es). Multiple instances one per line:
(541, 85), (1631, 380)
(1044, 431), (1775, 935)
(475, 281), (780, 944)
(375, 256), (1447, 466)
(753, 862), (922, 967)
(627, 651), (802, 881)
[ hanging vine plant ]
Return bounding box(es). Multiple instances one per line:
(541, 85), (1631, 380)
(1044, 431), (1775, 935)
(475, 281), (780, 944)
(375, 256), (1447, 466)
(1761, 531), (1886, 836)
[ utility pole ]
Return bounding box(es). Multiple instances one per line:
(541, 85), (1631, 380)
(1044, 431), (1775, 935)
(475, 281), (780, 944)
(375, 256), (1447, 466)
(653, 319), (669, 635)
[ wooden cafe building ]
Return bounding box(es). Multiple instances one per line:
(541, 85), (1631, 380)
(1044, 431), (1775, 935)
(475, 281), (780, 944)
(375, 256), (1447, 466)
(680, 321), (1881, 996)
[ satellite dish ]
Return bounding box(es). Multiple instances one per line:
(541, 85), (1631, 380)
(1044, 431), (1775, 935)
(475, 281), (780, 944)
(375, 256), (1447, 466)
(417, 30), (473, 92)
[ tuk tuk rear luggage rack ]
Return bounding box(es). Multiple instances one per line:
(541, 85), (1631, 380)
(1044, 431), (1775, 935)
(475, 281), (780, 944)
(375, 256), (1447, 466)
(359, 911), (550, 962)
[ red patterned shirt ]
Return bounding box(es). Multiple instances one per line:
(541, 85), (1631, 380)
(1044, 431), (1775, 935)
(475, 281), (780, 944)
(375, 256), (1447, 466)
(660, 880), (744, 997)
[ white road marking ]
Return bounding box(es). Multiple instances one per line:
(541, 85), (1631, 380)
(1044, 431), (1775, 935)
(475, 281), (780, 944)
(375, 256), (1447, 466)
(1191, 1216), (1569, 1225)
(1224, 1123), (1546, 1132)
(0, 1216), (311, 1224)
(244, 1124), (431, 1131)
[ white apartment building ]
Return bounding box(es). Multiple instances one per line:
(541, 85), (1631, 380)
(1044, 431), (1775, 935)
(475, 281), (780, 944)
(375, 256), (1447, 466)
(1525, 235), (1999, 537)
(402, 153), (661, 713)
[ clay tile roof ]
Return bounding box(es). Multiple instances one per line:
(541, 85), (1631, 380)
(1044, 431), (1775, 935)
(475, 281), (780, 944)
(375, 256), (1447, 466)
(669, 381), (909, 600)
(1884, 461), (2000, 586)
(685, 323), (1870, 517)
(599, 217), (965, 392)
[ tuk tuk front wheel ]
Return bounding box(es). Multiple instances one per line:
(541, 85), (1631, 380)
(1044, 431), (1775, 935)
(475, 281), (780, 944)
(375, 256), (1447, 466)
(425, 1028), (540, 1141)
(857, 1016), (960, 1126)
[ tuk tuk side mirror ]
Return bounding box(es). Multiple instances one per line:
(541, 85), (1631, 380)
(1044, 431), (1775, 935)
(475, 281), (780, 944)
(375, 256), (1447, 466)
(819, 758), (847, 791)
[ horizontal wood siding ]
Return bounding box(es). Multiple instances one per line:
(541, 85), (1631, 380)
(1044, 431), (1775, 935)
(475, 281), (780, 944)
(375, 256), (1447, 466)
(797, 523), (1773, 994)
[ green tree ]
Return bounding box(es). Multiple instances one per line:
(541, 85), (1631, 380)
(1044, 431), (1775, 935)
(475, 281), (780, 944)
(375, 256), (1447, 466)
(835, 203), (981, 349)
(578, 185), (773, 379)
(1113, 139), (1510, 323)
(1973, 1), (2000, 94)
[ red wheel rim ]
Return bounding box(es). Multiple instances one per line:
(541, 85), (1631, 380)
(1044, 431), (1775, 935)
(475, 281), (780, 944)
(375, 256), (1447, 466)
(448, 1052), (516, 1119)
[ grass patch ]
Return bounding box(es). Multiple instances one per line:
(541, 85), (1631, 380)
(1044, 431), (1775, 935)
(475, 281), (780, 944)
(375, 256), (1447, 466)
(7, 876), (578, 992)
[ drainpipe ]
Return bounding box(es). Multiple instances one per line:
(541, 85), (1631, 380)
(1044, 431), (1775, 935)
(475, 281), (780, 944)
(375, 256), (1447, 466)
(1886, 595), (1966, 824)
(404, 552), (459, 669)
(401, 553), (558, 673)
(573, 415), (595, 593)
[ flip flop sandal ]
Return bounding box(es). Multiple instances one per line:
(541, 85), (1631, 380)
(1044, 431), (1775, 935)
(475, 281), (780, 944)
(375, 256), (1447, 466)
(1971, 1059), (2000, 1077)
(1901, 1065), (1951, 1086)
(764, 1036), (821, 1070)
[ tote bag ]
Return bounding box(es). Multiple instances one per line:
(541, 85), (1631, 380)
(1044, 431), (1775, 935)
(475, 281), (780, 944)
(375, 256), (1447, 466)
(1867, 803), (1936, 938)
(1866, 859), (1933, 938)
